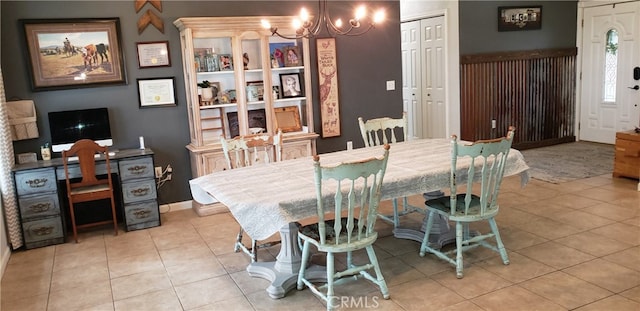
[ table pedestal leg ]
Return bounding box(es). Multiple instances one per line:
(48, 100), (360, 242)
(394, 214), (455, 249)
(247, 222), (326, 299)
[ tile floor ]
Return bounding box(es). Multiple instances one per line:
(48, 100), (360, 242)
(1, 174), (639, 311)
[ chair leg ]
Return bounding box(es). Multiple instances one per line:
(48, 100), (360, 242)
(234, 228), (243, 252)
(251, 239), (257, 262)
(488, 218), (509, 265)
(326, 252), (335, 310)
(297, 241), (311, 290)
(455, 221), (464, 279)
(109, 195), (118, 236)
(365, 245), (390, 299)
(419, 211), (436, 256)
(391, 198), (399, 228)
(68, 201), (79, 243)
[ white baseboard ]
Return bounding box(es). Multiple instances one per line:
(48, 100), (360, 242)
(159, 200), (194, 214)
(1, 244), (11, 280)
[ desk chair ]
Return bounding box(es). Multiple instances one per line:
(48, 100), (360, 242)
(62, 139), (118, 243)
(419, 126), (515, 278)
(221, 130), (282, 262)
(297, 145), (391, 311)
(358, 112), (425, 228)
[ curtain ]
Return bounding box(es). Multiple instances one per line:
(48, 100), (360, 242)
(0, 69), (23, 249)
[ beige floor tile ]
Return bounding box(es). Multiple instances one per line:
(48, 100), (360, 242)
(50, 262), (110, 292)
(582, 203), (639, 222)
(439, 301), (486, 311)
(151, 226), (203, 250)
(216, 251), (252, 274)
(53, 244), (107, 272)
(589, 222), (640, 245)
(47, 280), (113, 311)
(174, 275), (244, 310)
(555, 231), (633, 257)
(477, 252), (555, 283)
(54, 235), (105, 256)
(245, 287), (326, 311)
(377, 256), (427, 287)
(110, 268), (173, 301)
(0, 272), (51, 302)
(388, 278), (465, 311)
(114, 288), (182, 311)
(494, 207), (543, 227)
(563, 258), (640, 293)
(158, 239), (213, 267)
(549, 193), (603, 209)
(516, 217), (583, 240)
(554, 209), (617, 230)
(431, 265), (512, 299)
(165, 256), (227, 286)
(7, 245), (55, 265)
(1, 255), (53, 283)
(517, 241), (595, 269)
(190, 295), (256, 311)
(398, 249), (452, 276)
(621, 286), (640, 303)
(108, 251), (165, 279)
(603, 246), (640, 272)
(512, 199), (572, 219)
(498, 226), (549, 250)
(624, 216), (640, 227)
(471, 285), (566, 311)
(519, 271), (612, 309)
(229, 270), (271, 295)
(0, 293), (48, 311)
(573, 295), (640, 311)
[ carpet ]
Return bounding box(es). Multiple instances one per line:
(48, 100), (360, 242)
(519, 141), (614, 183)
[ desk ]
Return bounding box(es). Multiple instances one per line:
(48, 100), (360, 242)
(12, 149), (160, 249)
(190, 139), (530, 298)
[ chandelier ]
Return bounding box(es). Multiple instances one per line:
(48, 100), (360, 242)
(261, 1), (386, 40)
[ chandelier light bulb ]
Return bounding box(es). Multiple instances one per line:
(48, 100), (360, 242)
(335, 18), (343, 28)
(373, 9), (385, 24)
(261, 19), (271, 29)
(292, 18), (302, 30)
(354, 5), (367, 21)
(299, 8), (310, 22)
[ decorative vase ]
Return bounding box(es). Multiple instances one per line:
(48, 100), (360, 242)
(201, 87), (214, 103)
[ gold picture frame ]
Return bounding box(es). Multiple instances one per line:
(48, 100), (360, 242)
(21, 18), (127, 91)
(274, 106), (302, 133)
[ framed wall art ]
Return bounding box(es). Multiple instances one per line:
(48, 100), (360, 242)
(136, 41), (170, 68)
(137, 77), (177, 108)
(498, 6), (542, 31)
(316, 37), (340, 137)
(21, 18), (127, 91)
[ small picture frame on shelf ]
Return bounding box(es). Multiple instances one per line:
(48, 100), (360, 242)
(284, 46), (301, 67)
(219, 54), (233, 71)
(274, 106), (302, 133)
(272, 86), (280, 100)
(194, 48), (214, 72)
(227, 89), (237, 103)
(269, 42), (289, 68)
(280, 73), (304, 98)
(246, 81), (264, 101)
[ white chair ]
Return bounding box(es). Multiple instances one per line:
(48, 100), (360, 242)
(358, 112), (425, 228)
(419, 126), (515, 278)
(221, 130), (282, 262)
(297, 145), (391, 310)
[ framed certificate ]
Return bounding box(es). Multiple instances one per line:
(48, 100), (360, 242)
(136, 41), (171, 68)
(137, 77), (177, 108)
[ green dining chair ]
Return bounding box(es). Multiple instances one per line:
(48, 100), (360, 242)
(358, 112), (425, 228)
(221, 130), (282, 262)
(419, 126), (515, 278)
(297, 145), (391, 311)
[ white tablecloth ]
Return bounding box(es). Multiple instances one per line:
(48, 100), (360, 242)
(189, 139), (530, 240)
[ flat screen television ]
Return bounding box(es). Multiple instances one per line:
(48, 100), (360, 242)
(48, 108), (113, 152)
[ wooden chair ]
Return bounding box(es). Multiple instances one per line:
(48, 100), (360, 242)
(221, 130), (282, 262)
(358, 112), (425, 228)
(297, 145), (391, 311)
(62, 139), (118, 243)
(419, 126), (515, 278)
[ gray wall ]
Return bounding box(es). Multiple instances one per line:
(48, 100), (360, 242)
(1, 1), (403, 204)
(459, 1), (577, 54)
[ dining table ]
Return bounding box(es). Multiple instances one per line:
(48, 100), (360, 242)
(189, 138), (530, 298)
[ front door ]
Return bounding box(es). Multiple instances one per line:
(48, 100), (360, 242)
(580, 1), (640, 143)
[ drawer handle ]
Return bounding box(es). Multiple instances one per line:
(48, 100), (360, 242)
(31, 226), (54, 236)
(132, 209), (152, 219)
(25, 178), (48, 188)
(130, 187), (150, 196)
(128, 165), (148, 175)
(29, 203), (51, 213)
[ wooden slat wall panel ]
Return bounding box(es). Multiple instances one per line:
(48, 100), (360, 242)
(460, 48), (577, 149)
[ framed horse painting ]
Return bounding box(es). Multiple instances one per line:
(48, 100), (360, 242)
(21, 18), (127, 91)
